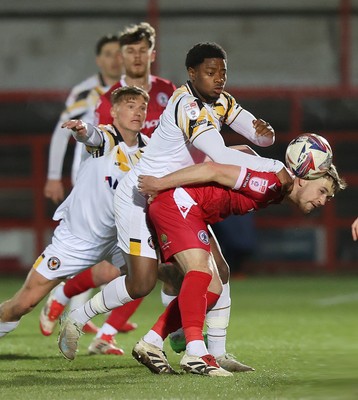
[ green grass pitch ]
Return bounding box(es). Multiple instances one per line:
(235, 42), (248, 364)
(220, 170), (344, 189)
(0, 275), (357, 400)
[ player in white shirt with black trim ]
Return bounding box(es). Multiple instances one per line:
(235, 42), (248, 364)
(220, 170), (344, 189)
(58, 42), (291, 375)
(0, 87), (149, 343)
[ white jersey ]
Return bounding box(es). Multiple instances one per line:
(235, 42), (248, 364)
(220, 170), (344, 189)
(114, 81), (282, 258)
(54, 124), (147, 244)
(47, 74), (112, 184)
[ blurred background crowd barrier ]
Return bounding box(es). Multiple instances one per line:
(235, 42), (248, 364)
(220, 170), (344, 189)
(0, 0), (357, 275)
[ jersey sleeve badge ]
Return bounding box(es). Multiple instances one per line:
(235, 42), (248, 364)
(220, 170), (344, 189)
(184, 101), (201, 120)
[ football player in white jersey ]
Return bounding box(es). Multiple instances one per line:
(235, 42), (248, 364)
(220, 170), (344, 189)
(44, 34), (122, 203)
(0, 87), (149, 347)
(43, 33), (123, 335)
(58, 42), (292, 374)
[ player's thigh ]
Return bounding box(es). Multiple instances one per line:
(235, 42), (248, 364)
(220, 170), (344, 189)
(174, 248), (212, 275)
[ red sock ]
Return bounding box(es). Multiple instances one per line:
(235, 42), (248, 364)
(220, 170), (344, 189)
(105, 298), (143, 331)
(151, 290), (220, 341)
(63, 268), (96, 298)
(206, 291), (220, 309)
(178, 270), (212, 343)
(152, 297), (181, 339)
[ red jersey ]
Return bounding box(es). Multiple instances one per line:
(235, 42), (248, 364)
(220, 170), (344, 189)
(148, 169), (284, 261)
(95, 75), (176, 137)
(185, 170), (283, 225)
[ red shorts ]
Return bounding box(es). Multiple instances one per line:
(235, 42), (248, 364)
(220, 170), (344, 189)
(148, 189), (210, 262)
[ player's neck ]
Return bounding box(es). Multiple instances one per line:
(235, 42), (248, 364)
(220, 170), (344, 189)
(116, 126), (138, 147)
(102, 75), (120, 87)
(123, 74), (151, 92)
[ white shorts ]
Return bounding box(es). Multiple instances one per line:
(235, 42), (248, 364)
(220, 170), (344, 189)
(33, 220), (125, 280)
(114, 170), (157, 259)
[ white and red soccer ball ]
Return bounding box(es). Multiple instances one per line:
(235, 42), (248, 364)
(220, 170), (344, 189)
(285, 133), (333, 180)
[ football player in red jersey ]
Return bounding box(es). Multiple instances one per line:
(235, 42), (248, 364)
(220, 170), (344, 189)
(95, 22), (176, 137)
(131, 161), (346, 376)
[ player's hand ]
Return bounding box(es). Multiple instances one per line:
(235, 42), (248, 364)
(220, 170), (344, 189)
(44, 179), (64, 204)
(62, 119), (87, 137)
(137, 175), (161, 196)
(253, 119), (275, 140)
(276, 167), (293, 195)
(352, 217), (358, 241)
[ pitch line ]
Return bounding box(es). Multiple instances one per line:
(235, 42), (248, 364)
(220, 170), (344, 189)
(316, 292), (358, 306)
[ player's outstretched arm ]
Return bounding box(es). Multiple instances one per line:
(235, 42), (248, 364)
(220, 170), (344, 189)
(352, 217), (358, 241)
(62, 120), (102, 147)
(138, 162), (243, 195)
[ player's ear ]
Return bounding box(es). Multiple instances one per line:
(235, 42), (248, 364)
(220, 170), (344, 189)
(150, 49), (156, 63)
(188, 67), (196, 81)
(110, 105), (116, 119)
(297, 177), (308, 188)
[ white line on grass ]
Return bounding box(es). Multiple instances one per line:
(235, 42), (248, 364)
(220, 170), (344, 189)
(316, 292), (358, 306)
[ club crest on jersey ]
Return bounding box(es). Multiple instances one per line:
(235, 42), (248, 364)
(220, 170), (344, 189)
(47, 256), (61, 271)
(157, 92), (169, 107)
(249, 177), (269, 194)
(197, 230), (209, 245)
(184, 101), (200, 120)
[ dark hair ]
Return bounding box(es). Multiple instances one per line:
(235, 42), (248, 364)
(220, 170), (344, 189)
(95, 34), (120, 55)
(119, 22), (155, 50)
(110, 86), (150, 105)
(185, 42), (227, 69)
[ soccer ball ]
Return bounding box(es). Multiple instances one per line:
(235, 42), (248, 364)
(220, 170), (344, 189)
(285, 133), (333, 180)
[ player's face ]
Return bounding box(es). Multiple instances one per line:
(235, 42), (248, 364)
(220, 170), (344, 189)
(188, 58), (227, 103)
(111, 96), (148, 133)
(120, 39), (156, 79)
(295, 176), (334, 214)
(96, 42), (122, 80)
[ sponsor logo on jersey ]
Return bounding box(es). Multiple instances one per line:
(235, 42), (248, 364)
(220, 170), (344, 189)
(105, 176), (119, 190)
(197, 230), (209, 245)
(184, 101), (200, 120)
(144, 119), (159, 130)
(157, 92), (169, 107)
(191, 119), (207, 129)
(242, 172), (252, 188)
(249, 177), (269, 193)
(47, 256), (61, 271)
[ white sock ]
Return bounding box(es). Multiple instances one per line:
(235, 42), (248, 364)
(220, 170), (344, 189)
(96, 322), (118, 338)
(143, 329), (164, 350)
(68, 289), (93, 310)
(70, 276), (133, 326)
(206, 282), (231, 357)
(53, 284), (70, 306)
(0, 320), (20, 337)
(160, 290), (176, 307)
(186, 340), (208, 357)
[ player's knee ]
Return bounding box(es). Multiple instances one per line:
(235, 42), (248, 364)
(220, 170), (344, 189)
(92, 264), (120, 286)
